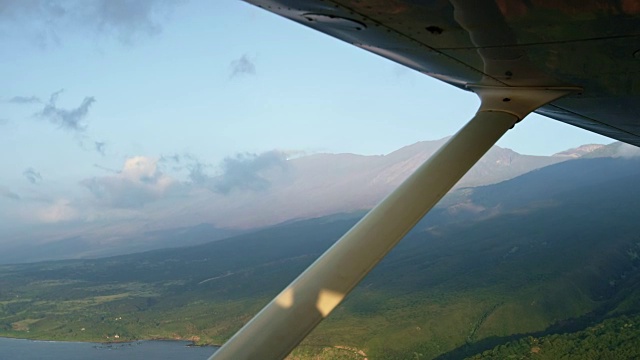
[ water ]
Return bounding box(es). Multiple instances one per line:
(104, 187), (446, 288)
(0, 337), (218, 360)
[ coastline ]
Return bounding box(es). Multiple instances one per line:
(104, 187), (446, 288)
(0, 336), (221, 359)
(0, 335), (220, 348)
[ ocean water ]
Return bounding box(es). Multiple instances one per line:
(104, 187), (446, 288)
(0, 337), (218, 360)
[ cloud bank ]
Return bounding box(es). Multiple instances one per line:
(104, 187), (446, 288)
(81, 156), (176, 208)
(160, 150), (289, 194)
(212, 151), (288, 194)
(5, 150), (289, 232)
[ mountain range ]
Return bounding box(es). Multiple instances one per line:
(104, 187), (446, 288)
(0, 139), (608, 264)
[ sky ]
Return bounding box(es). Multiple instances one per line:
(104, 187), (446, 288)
(0, 0), (614, 242)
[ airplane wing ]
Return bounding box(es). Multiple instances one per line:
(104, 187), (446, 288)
(244, 0), (640, 146)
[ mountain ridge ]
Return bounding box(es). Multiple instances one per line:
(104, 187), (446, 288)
(0, 140), (612, 263)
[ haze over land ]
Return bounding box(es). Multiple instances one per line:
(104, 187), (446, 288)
(2, 0), (617, 262)
(5, 140), (636, 264)
(2, 143), (640, 360)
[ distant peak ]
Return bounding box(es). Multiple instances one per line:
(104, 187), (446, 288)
(553, 144), (605, 158)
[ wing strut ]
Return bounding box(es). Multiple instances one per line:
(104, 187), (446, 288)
(209, 86), (578, 360)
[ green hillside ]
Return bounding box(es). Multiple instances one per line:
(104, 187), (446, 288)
(465, 314), (640, 360)
(1, 157), (640, 359)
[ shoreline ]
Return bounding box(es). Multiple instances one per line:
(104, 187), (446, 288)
(0, 335), (221, 348)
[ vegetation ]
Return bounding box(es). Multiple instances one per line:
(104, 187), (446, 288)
(1, 157), (640, 359)
(466, 314), (640, 360)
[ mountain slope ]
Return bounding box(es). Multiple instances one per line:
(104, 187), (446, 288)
(0, 140), (570, 263)
(207, 140), (568, 228)
(1, 155), (639, 359)
(0, 223), (241, 265)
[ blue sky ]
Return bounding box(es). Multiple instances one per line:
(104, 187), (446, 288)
(0, 0), (612, 240)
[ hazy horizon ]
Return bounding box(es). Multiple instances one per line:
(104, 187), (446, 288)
(1, 0), (622, 253)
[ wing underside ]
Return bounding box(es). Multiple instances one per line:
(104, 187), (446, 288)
(246, 0), (640, 146)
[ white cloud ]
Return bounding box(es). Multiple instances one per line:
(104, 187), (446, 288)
(35, 198), (79, 223)
(81, 156), (177, 208)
